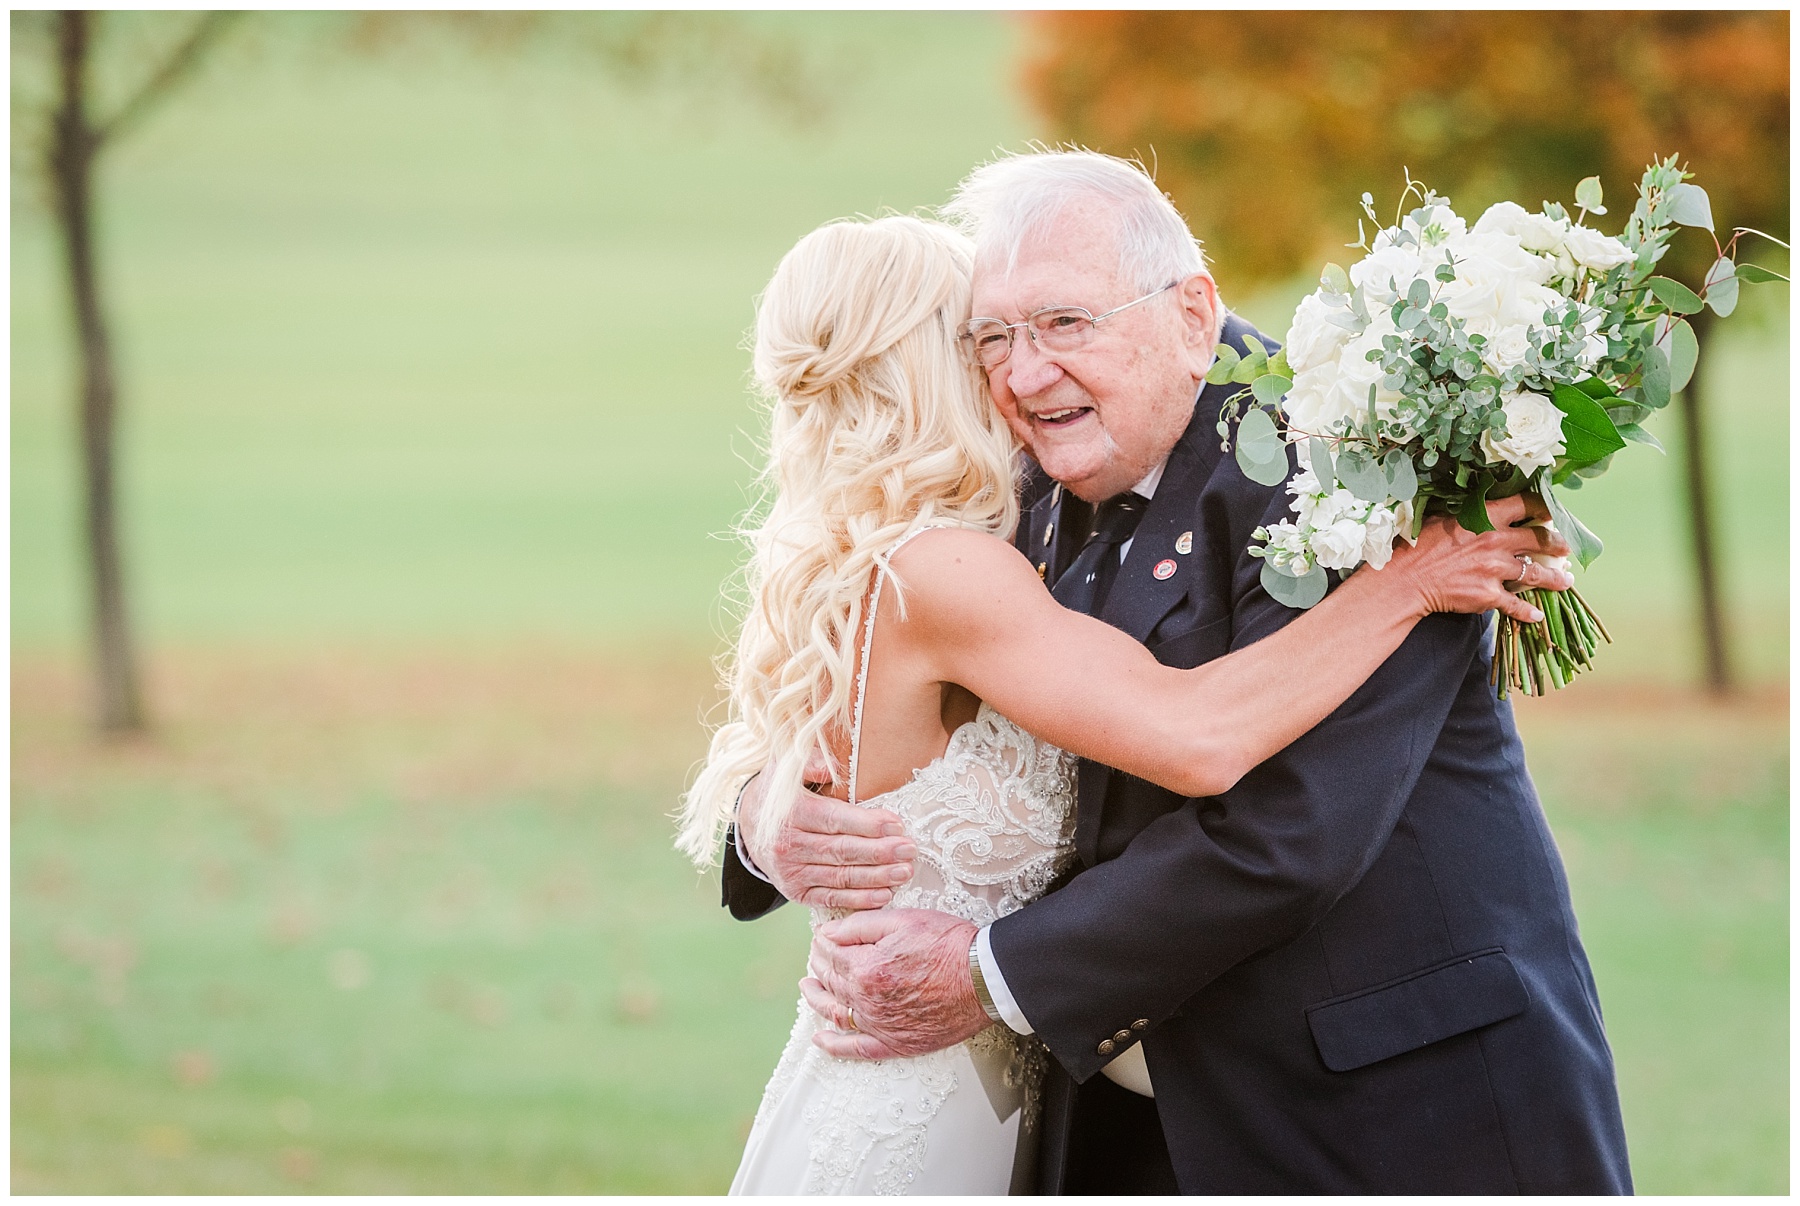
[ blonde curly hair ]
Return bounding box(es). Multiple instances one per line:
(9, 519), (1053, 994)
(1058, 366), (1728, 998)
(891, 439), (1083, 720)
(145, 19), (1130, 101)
(677, 215), (1020, 868)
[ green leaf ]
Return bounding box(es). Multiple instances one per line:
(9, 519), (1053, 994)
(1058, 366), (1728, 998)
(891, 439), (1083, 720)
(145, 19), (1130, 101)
(1542, 484), (1604, 568)
(1615, 422), (1665, 453)
(1233, 406), (1290, 487)
(1665, 182), (1714, 231)
(1667, 319), (1698, 392)
(1705, 268), (1740, 318)
(1231, 341), (1270, 384)
(1639, 344), (1672, 409)
(1550, 383), (1628, 468)
(1205, 341), (1240, 385)
(1573, 376), (1617, 402)
(1736, 262), (1789, 284)
(1251, 374), (1292, 408)
(1647, 276), (1704, 315)
(1320, 263), (1351, 295)
(1260, 560), (1328, 609)
(1335, 445), (1390, 504)
(1381, 449), (1418, 503)
(1454, 477), (1494, 535)
(1266, 347), (1292, 380)
(1308, 437), (1336, 491)
(1605, 402), (1654, 426)
(1575, 175), (1605, 214)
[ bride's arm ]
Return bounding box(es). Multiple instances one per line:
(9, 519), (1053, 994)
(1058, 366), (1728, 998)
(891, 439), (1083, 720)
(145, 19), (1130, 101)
(898, 496), (1569, 800)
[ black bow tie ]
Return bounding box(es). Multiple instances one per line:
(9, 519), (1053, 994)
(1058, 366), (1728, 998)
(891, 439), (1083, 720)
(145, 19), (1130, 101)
(1052, 491), (1149, 616)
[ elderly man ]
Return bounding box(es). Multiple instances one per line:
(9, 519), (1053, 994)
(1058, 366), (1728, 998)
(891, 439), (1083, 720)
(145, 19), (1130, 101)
(726, 151), (1631, 1194)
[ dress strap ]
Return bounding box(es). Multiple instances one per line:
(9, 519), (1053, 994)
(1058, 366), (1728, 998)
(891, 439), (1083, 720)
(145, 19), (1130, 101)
(848, 523), (954, 807)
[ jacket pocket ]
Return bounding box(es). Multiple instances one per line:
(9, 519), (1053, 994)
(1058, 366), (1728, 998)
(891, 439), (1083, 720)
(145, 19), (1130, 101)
(1305, 947), (1529, 1073)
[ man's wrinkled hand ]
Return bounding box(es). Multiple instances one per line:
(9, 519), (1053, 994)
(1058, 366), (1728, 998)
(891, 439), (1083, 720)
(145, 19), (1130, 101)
(738, 760), (916, 912)
(803, 908), (989, 1061)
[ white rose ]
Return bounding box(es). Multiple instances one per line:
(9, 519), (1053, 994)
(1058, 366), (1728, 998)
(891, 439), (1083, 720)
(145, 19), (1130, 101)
(1309, 516), (1371, 571)
(1472, 201), (1569, 255)
(1352, 242), (1424, 307)
(1561, 224), (1633, 272)
(1481, 389), (1566, 472)
(1282, 362), (1346, 440)
(1481, 324), (1534, 374)
(1285, 292), (1354, 375)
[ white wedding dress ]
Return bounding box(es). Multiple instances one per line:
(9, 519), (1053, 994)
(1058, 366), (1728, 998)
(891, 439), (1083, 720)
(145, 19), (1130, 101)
(731, 527), (1080, 1196)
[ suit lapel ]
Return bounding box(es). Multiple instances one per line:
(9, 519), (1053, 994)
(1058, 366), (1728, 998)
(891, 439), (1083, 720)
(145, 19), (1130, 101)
(1099, 433), (1204, 643)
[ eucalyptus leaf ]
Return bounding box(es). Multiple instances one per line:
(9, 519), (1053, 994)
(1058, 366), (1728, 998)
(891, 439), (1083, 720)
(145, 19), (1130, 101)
(1260, 560), (1328, 609)
(1542, 485), (1604, 568)
(1251, 374), (1293, 407)
(1335, 446), (1390, 504)
(1231, 344), (1270, 384)
(1736, 262), (1789, 284)
(1321, 263), (1351, 295)
(1308, 437), (1336, 491)
(1205, 342), (1240, 385)
(1665, 182), (1714, 231)
(1550, 383), (1628, 468)
(1381, 449), (1418, 502)
(1647, 276), (1704, 315)
(1668, 319), (1698, 392)
(1706, 273), (1740, 318)
(1574, 175), (1606, 214)
(1639, 344), (1672, 409)
(1615, 422), (1665, 453)
(1605, 402), (1654, 426)
(1233, 406), (1290, 487)
(1575, 453), (1614, 479)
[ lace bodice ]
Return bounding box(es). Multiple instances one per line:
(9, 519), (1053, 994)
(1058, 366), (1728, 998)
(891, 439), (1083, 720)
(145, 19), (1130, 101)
(838, 524), (1078, 930)
(733, 526), (1079, 1195)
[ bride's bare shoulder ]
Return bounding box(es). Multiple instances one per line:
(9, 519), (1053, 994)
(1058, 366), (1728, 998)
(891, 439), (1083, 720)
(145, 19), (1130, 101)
(885, 526), (1046, 622)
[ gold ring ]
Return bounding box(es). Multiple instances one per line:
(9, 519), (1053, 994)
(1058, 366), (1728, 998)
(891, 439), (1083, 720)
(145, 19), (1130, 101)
(845, 1006), (857, 1032)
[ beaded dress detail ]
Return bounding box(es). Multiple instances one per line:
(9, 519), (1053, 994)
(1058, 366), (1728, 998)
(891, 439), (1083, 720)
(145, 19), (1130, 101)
(730, 525), (1078, 1196)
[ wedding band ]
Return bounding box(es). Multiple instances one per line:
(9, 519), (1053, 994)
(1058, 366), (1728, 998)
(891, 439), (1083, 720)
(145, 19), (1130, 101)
(845, 1006), (857, 1032)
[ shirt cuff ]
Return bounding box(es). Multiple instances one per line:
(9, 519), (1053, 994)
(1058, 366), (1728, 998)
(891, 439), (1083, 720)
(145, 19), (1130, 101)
(976, 924), (1034, 1035)
(734, 824), (773, 885)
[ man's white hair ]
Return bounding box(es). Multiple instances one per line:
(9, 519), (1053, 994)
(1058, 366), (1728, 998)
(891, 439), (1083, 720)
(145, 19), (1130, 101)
(940, 148), (1209, 294)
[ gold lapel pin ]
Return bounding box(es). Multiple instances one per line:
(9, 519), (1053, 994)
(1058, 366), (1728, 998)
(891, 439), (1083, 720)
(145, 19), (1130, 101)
(1175, 530), (1193, 555)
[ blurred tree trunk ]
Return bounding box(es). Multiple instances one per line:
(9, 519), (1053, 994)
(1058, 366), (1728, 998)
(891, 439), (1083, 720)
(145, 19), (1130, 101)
(42, 10), (235, 734)
(1678, 309), (1732, 693)
(50, 11), (142, 733)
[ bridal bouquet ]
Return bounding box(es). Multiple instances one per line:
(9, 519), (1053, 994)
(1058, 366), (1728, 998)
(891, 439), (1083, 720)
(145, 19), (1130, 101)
(1217, 158), (1786, 697)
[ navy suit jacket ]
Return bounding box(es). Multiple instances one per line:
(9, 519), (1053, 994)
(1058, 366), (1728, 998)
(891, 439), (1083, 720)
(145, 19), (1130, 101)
(723, 315), (1631, 1193)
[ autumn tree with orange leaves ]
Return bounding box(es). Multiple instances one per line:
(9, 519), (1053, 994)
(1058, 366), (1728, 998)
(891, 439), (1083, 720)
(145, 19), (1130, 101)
(1023, 10), (1788, 691)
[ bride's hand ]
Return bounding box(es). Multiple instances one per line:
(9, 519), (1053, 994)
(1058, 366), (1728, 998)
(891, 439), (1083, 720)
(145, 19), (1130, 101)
(1381, 494), (1574, 625)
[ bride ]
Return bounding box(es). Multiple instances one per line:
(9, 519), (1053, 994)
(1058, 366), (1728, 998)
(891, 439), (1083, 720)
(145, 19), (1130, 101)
(676, 214), (1568, 1195)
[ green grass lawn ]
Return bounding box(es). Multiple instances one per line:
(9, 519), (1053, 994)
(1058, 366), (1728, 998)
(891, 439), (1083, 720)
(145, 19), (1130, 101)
(11, 11), (1789, 1194)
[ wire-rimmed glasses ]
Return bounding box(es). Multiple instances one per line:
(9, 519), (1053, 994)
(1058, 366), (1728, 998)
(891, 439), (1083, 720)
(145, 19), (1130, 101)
(957, 280), (1180, 369)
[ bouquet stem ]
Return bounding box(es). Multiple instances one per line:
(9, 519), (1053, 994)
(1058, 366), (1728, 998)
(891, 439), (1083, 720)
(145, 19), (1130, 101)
(1491, 585), (1612, 699)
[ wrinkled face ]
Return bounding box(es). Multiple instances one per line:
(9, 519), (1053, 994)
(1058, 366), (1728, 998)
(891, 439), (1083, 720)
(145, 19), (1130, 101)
(971, 209), (1221, 503)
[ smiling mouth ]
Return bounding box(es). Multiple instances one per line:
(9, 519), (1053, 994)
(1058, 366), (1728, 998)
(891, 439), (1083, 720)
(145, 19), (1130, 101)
(1030, 406), (1093, 428)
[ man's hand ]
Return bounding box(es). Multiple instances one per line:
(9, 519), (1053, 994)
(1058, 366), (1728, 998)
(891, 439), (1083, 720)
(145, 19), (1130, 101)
(802, 909), (990, 1061)
(737, 765), (916, 911)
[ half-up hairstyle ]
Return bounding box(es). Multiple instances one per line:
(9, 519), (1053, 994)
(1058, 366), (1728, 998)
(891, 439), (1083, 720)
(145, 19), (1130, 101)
(678, 215), (1020, 868)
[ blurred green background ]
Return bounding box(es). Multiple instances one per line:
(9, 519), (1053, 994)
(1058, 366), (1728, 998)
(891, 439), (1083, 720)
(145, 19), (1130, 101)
(12, 13), (1787, 1193)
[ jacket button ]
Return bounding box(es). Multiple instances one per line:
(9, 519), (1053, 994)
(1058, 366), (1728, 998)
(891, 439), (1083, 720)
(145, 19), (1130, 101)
(1096, 1038), (1116, 1056)
(1113, 1029), (1132, 1043)
(1131, 1019), (1150, 1031)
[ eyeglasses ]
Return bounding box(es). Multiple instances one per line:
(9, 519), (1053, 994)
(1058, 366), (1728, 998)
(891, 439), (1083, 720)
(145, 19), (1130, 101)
(957, 280), (1180, 369)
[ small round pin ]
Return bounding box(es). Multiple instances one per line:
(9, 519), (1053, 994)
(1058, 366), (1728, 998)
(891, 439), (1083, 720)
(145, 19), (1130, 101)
(1153, 559), (1177, 580)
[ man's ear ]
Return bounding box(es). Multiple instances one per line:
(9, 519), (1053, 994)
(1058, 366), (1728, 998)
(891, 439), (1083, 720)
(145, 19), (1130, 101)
(1173, 273), (1222, 379)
